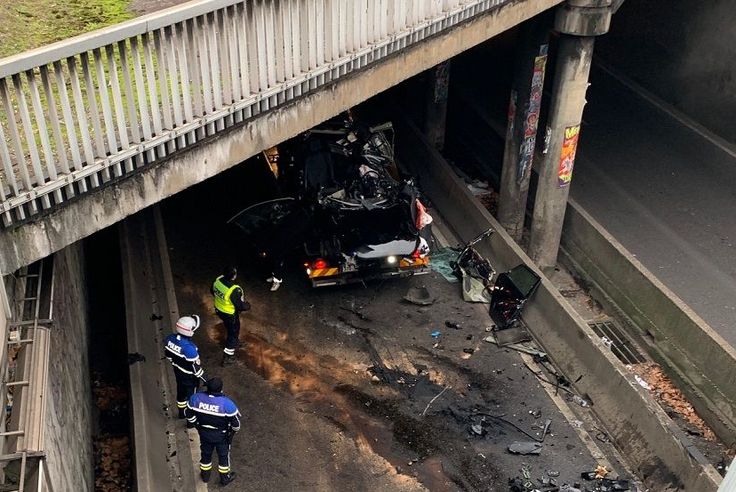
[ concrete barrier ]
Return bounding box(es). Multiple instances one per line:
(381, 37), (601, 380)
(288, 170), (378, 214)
(394, 116), (722, 490)
(560, 200), (736, 446)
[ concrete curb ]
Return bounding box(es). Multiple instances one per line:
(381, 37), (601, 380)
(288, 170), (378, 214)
(395, 116), (721, 490)
(560, 200), (736, 446)
(120, 210), (200, 492)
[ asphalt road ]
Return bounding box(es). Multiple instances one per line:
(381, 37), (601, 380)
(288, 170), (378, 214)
(158, 162), (612, 491)
(571, 66), (736, 348)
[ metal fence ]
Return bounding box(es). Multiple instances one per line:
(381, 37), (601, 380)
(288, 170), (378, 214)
(0, 0), (508, 228)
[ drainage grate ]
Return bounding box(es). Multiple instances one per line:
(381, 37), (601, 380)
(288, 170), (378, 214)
(588, 319), (647, 365)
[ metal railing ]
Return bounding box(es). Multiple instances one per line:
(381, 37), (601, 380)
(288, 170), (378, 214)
(0, 0), (509, 228)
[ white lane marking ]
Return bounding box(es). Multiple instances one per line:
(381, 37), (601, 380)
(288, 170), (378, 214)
(595, 60), (736, 161)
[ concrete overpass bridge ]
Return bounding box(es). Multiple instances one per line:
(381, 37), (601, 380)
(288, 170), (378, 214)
(0, 0), (614, 276)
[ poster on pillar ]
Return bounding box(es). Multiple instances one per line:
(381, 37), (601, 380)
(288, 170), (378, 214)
(516, 44), (548, 184)
(557, 125), (581, 187)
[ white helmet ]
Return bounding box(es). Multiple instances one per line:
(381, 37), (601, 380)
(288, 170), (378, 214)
(175, 315), (200, 337)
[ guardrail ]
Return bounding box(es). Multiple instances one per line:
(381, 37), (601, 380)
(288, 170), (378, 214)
(0, 0), (509, 229)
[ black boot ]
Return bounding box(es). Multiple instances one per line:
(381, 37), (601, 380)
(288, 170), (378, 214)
(220, 471), (237, 486)
(200, 469), (211, 483)
(222, 354), (236, 366)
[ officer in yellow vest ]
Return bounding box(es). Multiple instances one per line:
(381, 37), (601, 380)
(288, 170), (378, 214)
(212, 266), (251, 365)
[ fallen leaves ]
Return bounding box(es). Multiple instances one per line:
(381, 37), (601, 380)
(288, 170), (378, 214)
(630, 362), (715, 441)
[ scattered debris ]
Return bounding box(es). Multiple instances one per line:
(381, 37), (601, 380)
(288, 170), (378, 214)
(633, 375), (651, 390)
(421, 385), (451, 417)
(429, 247), (461, 283)
(529, 408), (542, 418)
(431, 331), (442, 338)
(508, 441), (543, 455)
(571, 395), (590, 407)
(445, 320), (462, 329)
(493, 324), (532, 346)
(471, 424), (485, 436)
(403, 286), (435, 306)
(463, 348), (475, 355)
(149, 313), (163, 321)
(580, 465), (609, 480)
(547, 470), (560, 477)
(630, 362), (716, 440)
(600, 336), (614, 350)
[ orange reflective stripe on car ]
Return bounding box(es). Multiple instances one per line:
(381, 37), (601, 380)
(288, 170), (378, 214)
(309, 268), (340, 278)
(400, 257), (429, 268)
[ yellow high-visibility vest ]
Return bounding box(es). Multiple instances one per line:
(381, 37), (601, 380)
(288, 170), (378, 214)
(213, 276), (240, 315)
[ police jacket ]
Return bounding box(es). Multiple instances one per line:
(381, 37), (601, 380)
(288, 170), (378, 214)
(185, 391), (241, 433)
(211, 277), (250, 315)
(163, 334), (204, 381)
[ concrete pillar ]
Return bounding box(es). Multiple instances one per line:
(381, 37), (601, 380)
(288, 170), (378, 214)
(423, 60), (451, 151)
(528, 1), (611, 270)
(497, 16), (551, 241)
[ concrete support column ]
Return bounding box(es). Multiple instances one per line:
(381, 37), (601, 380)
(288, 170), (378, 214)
(528, 1), (611, 270)
(423, 60), (451, 150)
(498, 16), (550, 241)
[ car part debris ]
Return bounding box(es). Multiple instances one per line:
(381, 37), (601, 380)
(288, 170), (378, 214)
(471, 424), (485, 435)
(508, 441), (543, 455)
(403, 286), (434, 305)
(493, 324), (533, 346)
(490, 264), (541, 329)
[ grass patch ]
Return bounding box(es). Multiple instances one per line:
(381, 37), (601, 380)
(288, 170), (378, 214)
(0, 0), (133, 58)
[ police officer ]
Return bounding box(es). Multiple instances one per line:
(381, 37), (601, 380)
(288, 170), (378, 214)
(163, 315), (205, 418)
(212, 266), (250, 365)
(185, 377), (240, 486)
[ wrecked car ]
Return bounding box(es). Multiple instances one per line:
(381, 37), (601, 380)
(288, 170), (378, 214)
(228, 113), (432, 287)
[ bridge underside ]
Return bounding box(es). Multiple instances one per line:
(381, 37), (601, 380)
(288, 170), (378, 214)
(0, 0), (560, 275)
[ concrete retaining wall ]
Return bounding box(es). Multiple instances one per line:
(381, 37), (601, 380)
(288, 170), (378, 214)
(44, 242), (94, 491)
(395, 116), (721, 490)
(560, 201), (736, 447)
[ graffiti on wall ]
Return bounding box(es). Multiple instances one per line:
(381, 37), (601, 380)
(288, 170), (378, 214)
(506, 90), (517, 139)
(558, 124), (581, 187)
(516, 44), (548, 184)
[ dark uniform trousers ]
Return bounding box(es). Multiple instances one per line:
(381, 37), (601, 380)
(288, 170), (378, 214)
(200, 428), (232, 475)
(176, 375), (199, 412)
(217, 311), (240, 355)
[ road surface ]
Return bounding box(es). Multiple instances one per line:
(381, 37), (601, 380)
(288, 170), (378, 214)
(572, 65), (736, 348)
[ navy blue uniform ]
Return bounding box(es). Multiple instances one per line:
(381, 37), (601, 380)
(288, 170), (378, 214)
(186, 391), (241, 478)
(163, 334), (204, 416)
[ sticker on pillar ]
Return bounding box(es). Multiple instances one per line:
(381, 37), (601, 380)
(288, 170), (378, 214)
(558, 125), (581, 188)
(516, 44), (548, 184)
